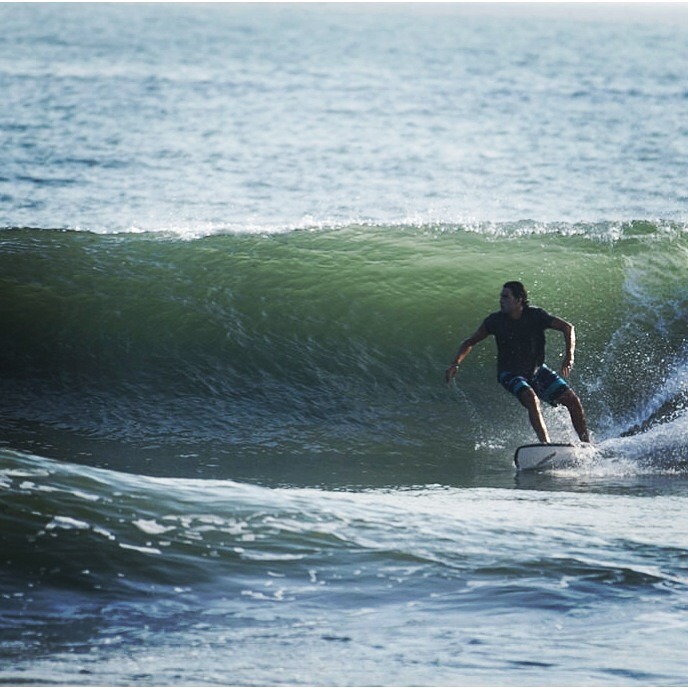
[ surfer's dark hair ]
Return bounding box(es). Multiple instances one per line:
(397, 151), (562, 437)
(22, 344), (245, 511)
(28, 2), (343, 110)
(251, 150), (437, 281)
(503, 281), (529, 307)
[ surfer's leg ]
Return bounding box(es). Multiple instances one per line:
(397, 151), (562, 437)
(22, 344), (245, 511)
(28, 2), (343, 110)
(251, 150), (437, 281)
(499, 372), (551, 443)
(557, 389), (590, 442)
(532, 365), (590, 443)
(518, 388), (550, 444)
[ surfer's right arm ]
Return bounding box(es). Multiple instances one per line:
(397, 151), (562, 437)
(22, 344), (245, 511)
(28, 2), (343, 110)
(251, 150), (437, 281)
(445, 323), (489, 384)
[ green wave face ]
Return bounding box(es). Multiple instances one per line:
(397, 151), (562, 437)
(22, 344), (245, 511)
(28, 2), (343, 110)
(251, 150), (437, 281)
(1, 222), (686, 479)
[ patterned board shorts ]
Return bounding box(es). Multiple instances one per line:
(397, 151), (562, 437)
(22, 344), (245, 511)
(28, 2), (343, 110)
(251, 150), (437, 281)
(498, 364), (570, 406)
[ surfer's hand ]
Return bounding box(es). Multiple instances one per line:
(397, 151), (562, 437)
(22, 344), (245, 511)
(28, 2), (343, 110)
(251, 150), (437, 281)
(561, 356), (573, 378)
(445, 364), (459, 384)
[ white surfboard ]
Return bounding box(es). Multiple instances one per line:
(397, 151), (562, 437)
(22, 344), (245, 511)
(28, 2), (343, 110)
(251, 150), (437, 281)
(514, 443), (579, 471)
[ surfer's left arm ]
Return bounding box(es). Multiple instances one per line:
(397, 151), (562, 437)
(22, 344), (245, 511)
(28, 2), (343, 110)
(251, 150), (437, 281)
(549, 316), (575, 378)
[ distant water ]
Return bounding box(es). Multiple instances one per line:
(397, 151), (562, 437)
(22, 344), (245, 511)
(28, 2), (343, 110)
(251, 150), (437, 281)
(2, 4), (688, 687)
(3, 3), (688, 233)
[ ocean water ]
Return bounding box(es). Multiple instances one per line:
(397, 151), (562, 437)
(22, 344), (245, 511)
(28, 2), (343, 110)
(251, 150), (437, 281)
(1, 3), (688, 686)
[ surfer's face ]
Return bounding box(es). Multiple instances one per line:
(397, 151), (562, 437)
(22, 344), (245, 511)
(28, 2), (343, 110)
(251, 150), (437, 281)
(499, 287), (522, 316)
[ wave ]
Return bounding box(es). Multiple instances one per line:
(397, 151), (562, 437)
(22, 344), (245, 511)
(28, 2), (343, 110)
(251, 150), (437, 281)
(0, 222), (686, 480)
(2, 446), (686, 602)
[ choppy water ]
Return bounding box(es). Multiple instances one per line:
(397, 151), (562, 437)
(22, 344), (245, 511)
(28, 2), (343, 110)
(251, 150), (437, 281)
(2, 4), (688, 686)
(3, 3), (688, 232)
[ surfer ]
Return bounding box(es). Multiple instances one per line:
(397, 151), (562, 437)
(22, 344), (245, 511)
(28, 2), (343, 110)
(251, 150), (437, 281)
(445, 281), (590, 444)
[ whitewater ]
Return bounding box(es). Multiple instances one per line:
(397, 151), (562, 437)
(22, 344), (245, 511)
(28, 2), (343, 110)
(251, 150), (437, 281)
(2, 4), (688, 687)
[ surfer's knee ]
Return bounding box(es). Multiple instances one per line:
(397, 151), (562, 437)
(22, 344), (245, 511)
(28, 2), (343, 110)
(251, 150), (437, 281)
(558, 388), (582, 410)
(518, 387), (539, 410)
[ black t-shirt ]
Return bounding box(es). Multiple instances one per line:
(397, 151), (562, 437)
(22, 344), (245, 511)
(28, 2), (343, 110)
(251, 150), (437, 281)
(483, 306), (554, 378)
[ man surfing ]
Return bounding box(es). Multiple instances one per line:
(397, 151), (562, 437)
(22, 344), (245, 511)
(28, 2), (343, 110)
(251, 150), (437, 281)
(445, 281), (590, 444)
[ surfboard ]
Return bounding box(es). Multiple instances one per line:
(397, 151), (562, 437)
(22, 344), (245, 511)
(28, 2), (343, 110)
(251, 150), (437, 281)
(514, 443), (579, 471)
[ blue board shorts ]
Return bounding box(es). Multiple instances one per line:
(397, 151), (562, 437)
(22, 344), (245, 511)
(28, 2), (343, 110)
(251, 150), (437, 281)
(498, 364), (570, 406)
